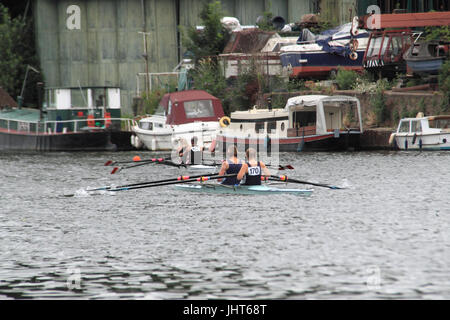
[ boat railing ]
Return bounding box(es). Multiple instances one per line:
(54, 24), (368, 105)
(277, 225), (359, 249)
(0, 117), (134, 134)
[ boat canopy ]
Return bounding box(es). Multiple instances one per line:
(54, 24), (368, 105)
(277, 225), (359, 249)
(284, 95), (363, 134)
(159, 90), (225, 125)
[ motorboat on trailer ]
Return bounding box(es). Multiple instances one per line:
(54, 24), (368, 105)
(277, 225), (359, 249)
(389, 113), (450, 151)
(175, 183), (313, 196)
(215, 95), (363, 152)
(279, 20), (369, 79)
(131, 90), (225, 151)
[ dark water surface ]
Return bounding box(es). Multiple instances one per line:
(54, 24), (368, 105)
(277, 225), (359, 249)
(0, 151), (449, 299)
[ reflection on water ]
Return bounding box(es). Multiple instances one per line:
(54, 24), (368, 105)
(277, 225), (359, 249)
(0, 151), (449, 299)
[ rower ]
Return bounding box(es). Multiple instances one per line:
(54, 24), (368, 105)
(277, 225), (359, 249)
(237, 148), (270, 185)
(218, 145), (242, 185)
(188, 136), (203, 165)
(176, 138), (190, 164)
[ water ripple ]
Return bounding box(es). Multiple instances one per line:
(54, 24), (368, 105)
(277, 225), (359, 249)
(0, 151), (449, 299)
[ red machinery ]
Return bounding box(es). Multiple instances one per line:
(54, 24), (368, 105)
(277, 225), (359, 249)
(358, 11), (450, 77)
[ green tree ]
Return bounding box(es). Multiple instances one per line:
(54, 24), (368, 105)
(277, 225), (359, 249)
(180, 1), (230, 61)
(189, 57), (229, 109)
(424, 26), (450, 42)
(0, 4), (41, 106)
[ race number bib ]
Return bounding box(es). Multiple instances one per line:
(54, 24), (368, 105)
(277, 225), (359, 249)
(248, 166), (261, 176)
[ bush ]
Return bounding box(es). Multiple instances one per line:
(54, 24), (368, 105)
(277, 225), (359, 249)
(438, 60), (450, 113)
(334, 68), (358, 90)
(142, 88), (169, 115)
(424, 26), (450, 42)
(371, 79), (390, 125)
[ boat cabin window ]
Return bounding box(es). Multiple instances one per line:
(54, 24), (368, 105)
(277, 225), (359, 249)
(92, 88), (108, 107)
(411, 120), (422, 133)
(255, 122), (264, 134)
(71, 89), (88, 108)
(139, 121), (153, 130)
(184, 100), (214, 118)
(267, 121), (277, 133)
(399, 121), (410, 133)
(292, 111), (316, 128)
(387, 36), (402, 58)
(44, 90), (57, 109)
(429, 118), (450, 129)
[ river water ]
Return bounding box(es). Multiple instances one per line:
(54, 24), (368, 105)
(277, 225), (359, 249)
(0, 150), (449, 299)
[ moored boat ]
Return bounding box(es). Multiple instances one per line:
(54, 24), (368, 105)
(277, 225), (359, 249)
(0, 86), (133, 151)
(131, 90), (225, 151)
(175, 183), (313, 196)
(389, 114), (450, 151)
(215, 95), (363, 152)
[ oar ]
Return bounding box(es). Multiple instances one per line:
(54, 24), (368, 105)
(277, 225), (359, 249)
(86, 172), (221, 192)
(108, 174), (238, 192)
(105, 157), (169, 166)
(276, 164), (294, 170)
(269, 175), (343, 189)
(201, 160), (294, 170)
(110, 159), (184, 174)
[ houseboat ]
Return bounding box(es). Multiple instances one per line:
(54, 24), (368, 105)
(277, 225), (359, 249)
(0, 86), (133, 151)
(390, 114), (450, 151)
(215, 95), (363, 152)
(131, 90), (225, 151)
(279, 21), (369, 79)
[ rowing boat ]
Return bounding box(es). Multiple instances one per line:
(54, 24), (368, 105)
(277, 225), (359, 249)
(174, 183), (313, 195)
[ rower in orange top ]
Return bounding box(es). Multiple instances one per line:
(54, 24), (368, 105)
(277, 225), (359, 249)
(218, 145), (242, 185)
(236, 148), (270, 185)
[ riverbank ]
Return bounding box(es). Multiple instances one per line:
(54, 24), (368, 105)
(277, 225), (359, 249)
(360, 128), (393, 150)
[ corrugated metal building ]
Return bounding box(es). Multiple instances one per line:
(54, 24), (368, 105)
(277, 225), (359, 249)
(33, 0), (359, 114)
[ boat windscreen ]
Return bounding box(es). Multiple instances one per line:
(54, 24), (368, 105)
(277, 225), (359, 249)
(366, 37), (390, 58)
(139, 121), (153, 130)
(184, 100), (215, 118)
(398, 121), (410, 133)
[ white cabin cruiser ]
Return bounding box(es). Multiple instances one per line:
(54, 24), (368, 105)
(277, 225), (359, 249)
(390, 114), (450, 151)
(215, 95), (363, 152)
(131, 90), (225, 151)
